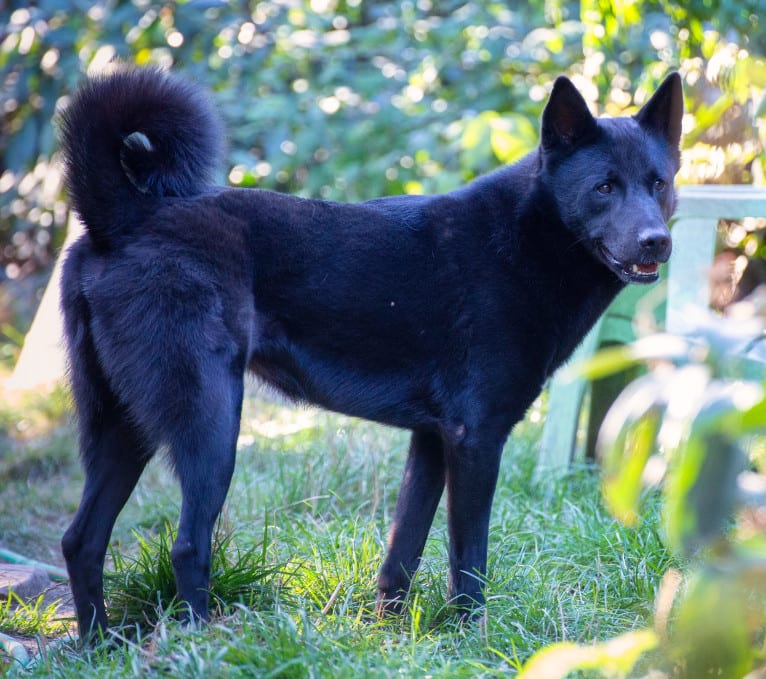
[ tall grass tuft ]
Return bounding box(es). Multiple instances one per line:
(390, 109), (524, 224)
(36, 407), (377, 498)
(105, 520), (285, 629)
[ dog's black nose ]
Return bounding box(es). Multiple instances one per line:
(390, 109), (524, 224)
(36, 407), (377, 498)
(638, 226), (671, 256)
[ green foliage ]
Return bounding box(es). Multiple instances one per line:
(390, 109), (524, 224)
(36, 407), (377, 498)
(1, 0), (764, 286)
(596, 316), (766, 554)
(667, 569), (763, 678)
(535, 308), (766, 677)
(0, 591), (68, 638)
(517, 629), (657, 678)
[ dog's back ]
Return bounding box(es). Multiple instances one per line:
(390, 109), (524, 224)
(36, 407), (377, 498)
(59, 67), (682, 638)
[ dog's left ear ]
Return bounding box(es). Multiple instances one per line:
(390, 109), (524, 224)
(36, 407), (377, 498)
(634, 72), (684, 149)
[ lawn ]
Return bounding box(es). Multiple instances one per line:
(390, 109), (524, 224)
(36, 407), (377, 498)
(0, 384), (676, 677)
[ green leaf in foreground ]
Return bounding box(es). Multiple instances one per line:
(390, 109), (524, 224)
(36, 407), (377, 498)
(662, 381), (761, 553)
(571, 334), (692, 382)
(517, 629), (657, 679)
(667, 570), (760, 679)
(598, 372), (670, 526)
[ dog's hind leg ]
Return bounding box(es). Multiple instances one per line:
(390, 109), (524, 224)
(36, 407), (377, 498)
(376, 429), (446, 614)
(62, 401), (151, 640)
(60, 250), (155, 640)
(167, 365), (244, 622)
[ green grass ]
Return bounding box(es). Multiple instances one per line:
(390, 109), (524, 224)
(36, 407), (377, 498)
(0, 389), (678, 677)
(0, 593), (70, 638)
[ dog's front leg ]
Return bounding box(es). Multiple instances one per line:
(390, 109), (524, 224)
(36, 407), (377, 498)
(444, 428), (506, 617)
(376, 429), (446, 615)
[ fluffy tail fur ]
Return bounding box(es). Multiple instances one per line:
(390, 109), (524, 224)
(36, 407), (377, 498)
(59, 67), (223, 249)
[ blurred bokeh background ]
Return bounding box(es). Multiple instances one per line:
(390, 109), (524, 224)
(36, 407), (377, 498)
(1, 0), (764, 369)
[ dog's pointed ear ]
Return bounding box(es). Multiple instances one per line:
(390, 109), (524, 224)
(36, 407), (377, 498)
(634, 72), (683, 149)
(541, 76), (598, 151)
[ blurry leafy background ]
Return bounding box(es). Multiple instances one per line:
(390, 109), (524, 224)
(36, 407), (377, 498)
(0, 0), (765, 359)
(2, 2), (766, 674)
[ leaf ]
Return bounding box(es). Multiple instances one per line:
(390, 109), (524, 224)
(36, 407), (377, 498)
(738, 390), (766, 434)
(458, 110), (538, 174)
(572, 334), (691, 381)
(572, 343), (638, 381)
(490, 125), (522, 164)
(683, 94), (735, 146)
(757, 93), (766, 119)
(602, 413), (662, 526)
(604, 375), (667, 435)
(668, 571), (755, 678)
(598, 364), (731, 530)
(666, 435), (744, 552)
(518, 629), (657, 678)
(662, 381), (760, 553)
(461, 111), (496, 161)
(599, 373), (669, 525)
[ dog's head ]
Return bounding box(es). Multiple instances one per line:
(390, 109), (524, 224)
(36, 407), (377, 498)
(539, 73), (683, 284)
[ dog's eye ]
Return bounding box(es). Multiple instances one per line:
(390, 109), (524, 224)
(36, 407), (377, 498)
(654, 178), (666, 192)
(596, 182), (613, 194)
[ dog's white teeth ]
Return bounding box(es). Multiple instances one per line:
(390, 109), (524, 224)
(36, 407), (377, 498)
(631, 263), (658, 276)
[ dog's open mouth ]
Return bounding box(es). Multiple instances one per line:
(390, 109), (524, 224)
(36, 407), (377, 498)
(597, 243), (661, 284)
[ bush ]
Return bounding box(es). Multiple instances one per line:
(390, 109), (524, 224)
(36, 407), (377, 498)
(521, 304), (766, 677)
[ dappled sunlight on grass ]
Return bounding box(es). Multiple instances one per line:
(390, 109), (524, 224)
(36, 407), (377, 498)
(0, 591), (73, 639)
(0, 381), (70, 444)
(240, 405), (321, 441)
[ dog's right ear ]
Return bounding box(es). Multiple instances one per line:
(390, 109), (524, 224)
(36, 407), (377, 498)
(541, 76), (598, 151)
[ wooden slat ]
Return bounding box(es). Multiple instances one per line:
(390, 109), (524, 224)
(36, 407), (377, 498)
(676, 185), (766, 219)
(666, 215), (717, 334)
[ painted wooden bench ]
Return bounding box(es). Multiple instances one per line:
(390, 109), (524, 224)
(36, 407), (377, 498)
(536, 185), (766, 475)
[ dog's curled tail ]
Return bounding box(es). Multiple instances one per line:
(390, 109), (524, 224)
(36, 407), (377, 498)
(59, 67), (223, 249)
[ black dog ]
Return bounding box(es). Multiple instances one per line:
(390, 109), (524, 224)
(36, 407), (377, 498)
(59, 67), (682, 637)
